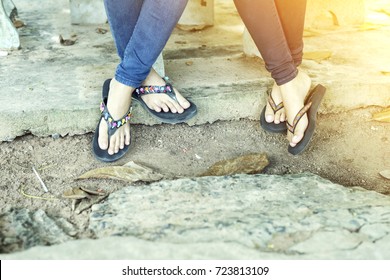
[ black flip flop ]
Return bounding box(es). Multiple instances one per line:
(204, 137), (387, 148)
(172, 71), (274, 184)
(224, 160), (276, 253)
(260, 90), (287, 133)
(132, 77), (197, 124)
(92, 79), (132, 162)
(287, 84), (326, 155)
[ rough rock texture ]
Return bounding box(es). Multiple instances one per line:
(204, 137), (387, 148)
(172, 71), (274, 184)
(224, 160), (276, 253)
(0, 208), (76, 253)
(2, 173), (390, 259)
(84, 173), (390, 258)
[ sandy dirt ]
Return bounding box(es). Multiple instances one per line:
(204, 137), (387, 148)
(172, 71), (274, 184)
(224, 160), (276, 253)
(1, 108), (389, 237)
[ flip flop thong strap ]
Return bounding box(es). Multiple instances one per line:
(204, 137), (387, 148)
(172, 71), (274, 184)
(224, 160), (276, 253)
(268, 93), (284, 113)
(134, 76), (178, 103)
(134, 83), (173, 95)
(286, 102), (312, 134)
(100, 101), (132, 136)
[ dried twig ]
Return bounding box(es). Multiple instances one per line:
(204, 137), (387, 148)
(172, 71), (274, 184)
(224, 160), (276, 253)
(18, 185), (59, 201)
(32, 166), (48, 193)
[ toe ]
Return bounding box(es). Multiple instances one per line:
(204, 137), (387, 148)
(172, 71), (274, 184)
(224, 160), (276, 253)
(98, 119), (108, 150)
(289, 132), (304, 147)
(275, 109), (286, 124)
(173, 88), (191, 109)
(159, 102), (169, 113)
(114, 136), (121, 153)
(169, 99), (184, 114)
(274, 111), (282, 124)
(287, 115), (308, 147)
(124, 125), (131, 146)
(280, 111), (286, 122)
(108, 136), (116, 155)
(151, 100), (163, 112)
(264, 105), (275, 123)
(119, 131), (125, 150)
(164, 100), (178, 113)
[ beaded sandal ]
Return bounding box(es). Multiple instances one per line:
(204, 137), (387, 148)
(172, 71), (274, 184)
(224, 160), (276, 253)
(260, 90), (287, 133)
(132, 77), (197, 124)
(287, 84), (326, 155)
(92, 79), (132, 162)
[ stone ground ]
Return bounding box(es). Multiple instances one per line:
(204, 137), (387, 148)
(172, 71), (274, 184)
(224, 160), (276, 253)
(0, 0), (390, 259)
(0, 111), (389, 258)
(2, 173), (390, 259)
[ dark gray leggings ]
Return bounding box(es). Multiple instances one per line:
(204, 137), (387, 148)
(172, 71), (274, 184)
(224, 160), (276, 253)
(234, 0), (307, 86)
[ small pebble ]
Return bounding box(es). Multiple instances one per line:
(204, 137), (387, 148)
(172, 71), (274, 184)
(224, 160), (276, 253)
(52, 133), (60, 140)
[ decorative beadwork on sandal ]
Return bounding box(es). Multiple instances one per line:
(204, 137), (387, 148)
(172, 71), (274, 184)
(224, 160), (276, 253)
(135, 84), (173, 95)
(100, 101), (132, 130)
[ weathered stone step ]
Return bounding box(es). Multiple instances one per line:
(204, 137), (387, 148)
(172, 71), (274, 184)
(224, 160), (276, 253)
(2, 173), (390, 259)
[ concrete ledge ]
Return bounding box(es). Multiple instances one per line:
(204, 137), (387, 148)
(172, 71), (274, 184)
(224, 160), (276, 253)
(0, 0), (389, 142)
(2, 51), (389, 141)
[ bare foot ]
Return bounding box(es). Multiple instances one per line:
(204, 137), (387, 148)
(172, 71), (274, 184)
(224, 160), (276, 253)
(98, 78), (133, 155)
(279, 71), (311, 147)
(264, 82), (286, 125)
(139, 68), (190, 114)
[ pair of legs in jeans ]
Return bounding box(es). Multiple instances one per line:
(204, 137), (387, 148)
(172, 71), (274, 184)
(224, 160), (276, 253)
(97, 0), (322, 160)
(96, 0), (192, 159)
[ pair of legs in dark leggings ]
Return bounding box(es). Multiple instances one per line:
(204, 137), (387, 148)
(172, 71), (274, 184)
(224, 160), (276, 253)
(234, 0), (312, 148)
(99, 0), (191, 155)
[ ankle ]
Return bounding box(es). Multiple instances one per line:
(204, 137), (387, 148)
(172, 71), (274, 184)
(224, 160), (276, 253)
(111, 78), (134, 94)
(279, 71), (311, 100)
(142, 68), (165, 86)
(106, 79), (133, 118)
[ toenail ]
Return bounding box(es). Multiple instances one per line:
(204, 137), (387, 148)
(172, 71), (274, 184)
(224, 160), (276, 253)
(266, 115), (273, 122)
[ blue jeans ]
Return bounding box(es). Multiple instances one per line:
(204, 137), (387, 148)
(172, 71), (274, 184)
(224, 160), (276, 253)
(104, 0), (188, 88)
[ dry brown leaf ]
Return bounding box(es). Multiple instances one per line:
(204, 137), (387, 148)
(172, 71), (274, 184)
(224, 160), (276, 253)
(303, 51), (332, 62)
(78, 161), (163, 183)
(379, 170), (390, 180)
(80, 186), (106, 196)
(372, 108), (390, 123)
(62, 187), (89, 199)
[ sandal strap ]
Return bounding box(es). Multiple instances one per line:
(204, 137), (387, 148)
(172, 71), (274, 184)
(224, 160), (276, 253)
(286, 101), (312, 134)
(268, 92), (284, 113)
(100, 101), (132, 136)
(134, 83), (173, 95)
(133, 76), (178, 103)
